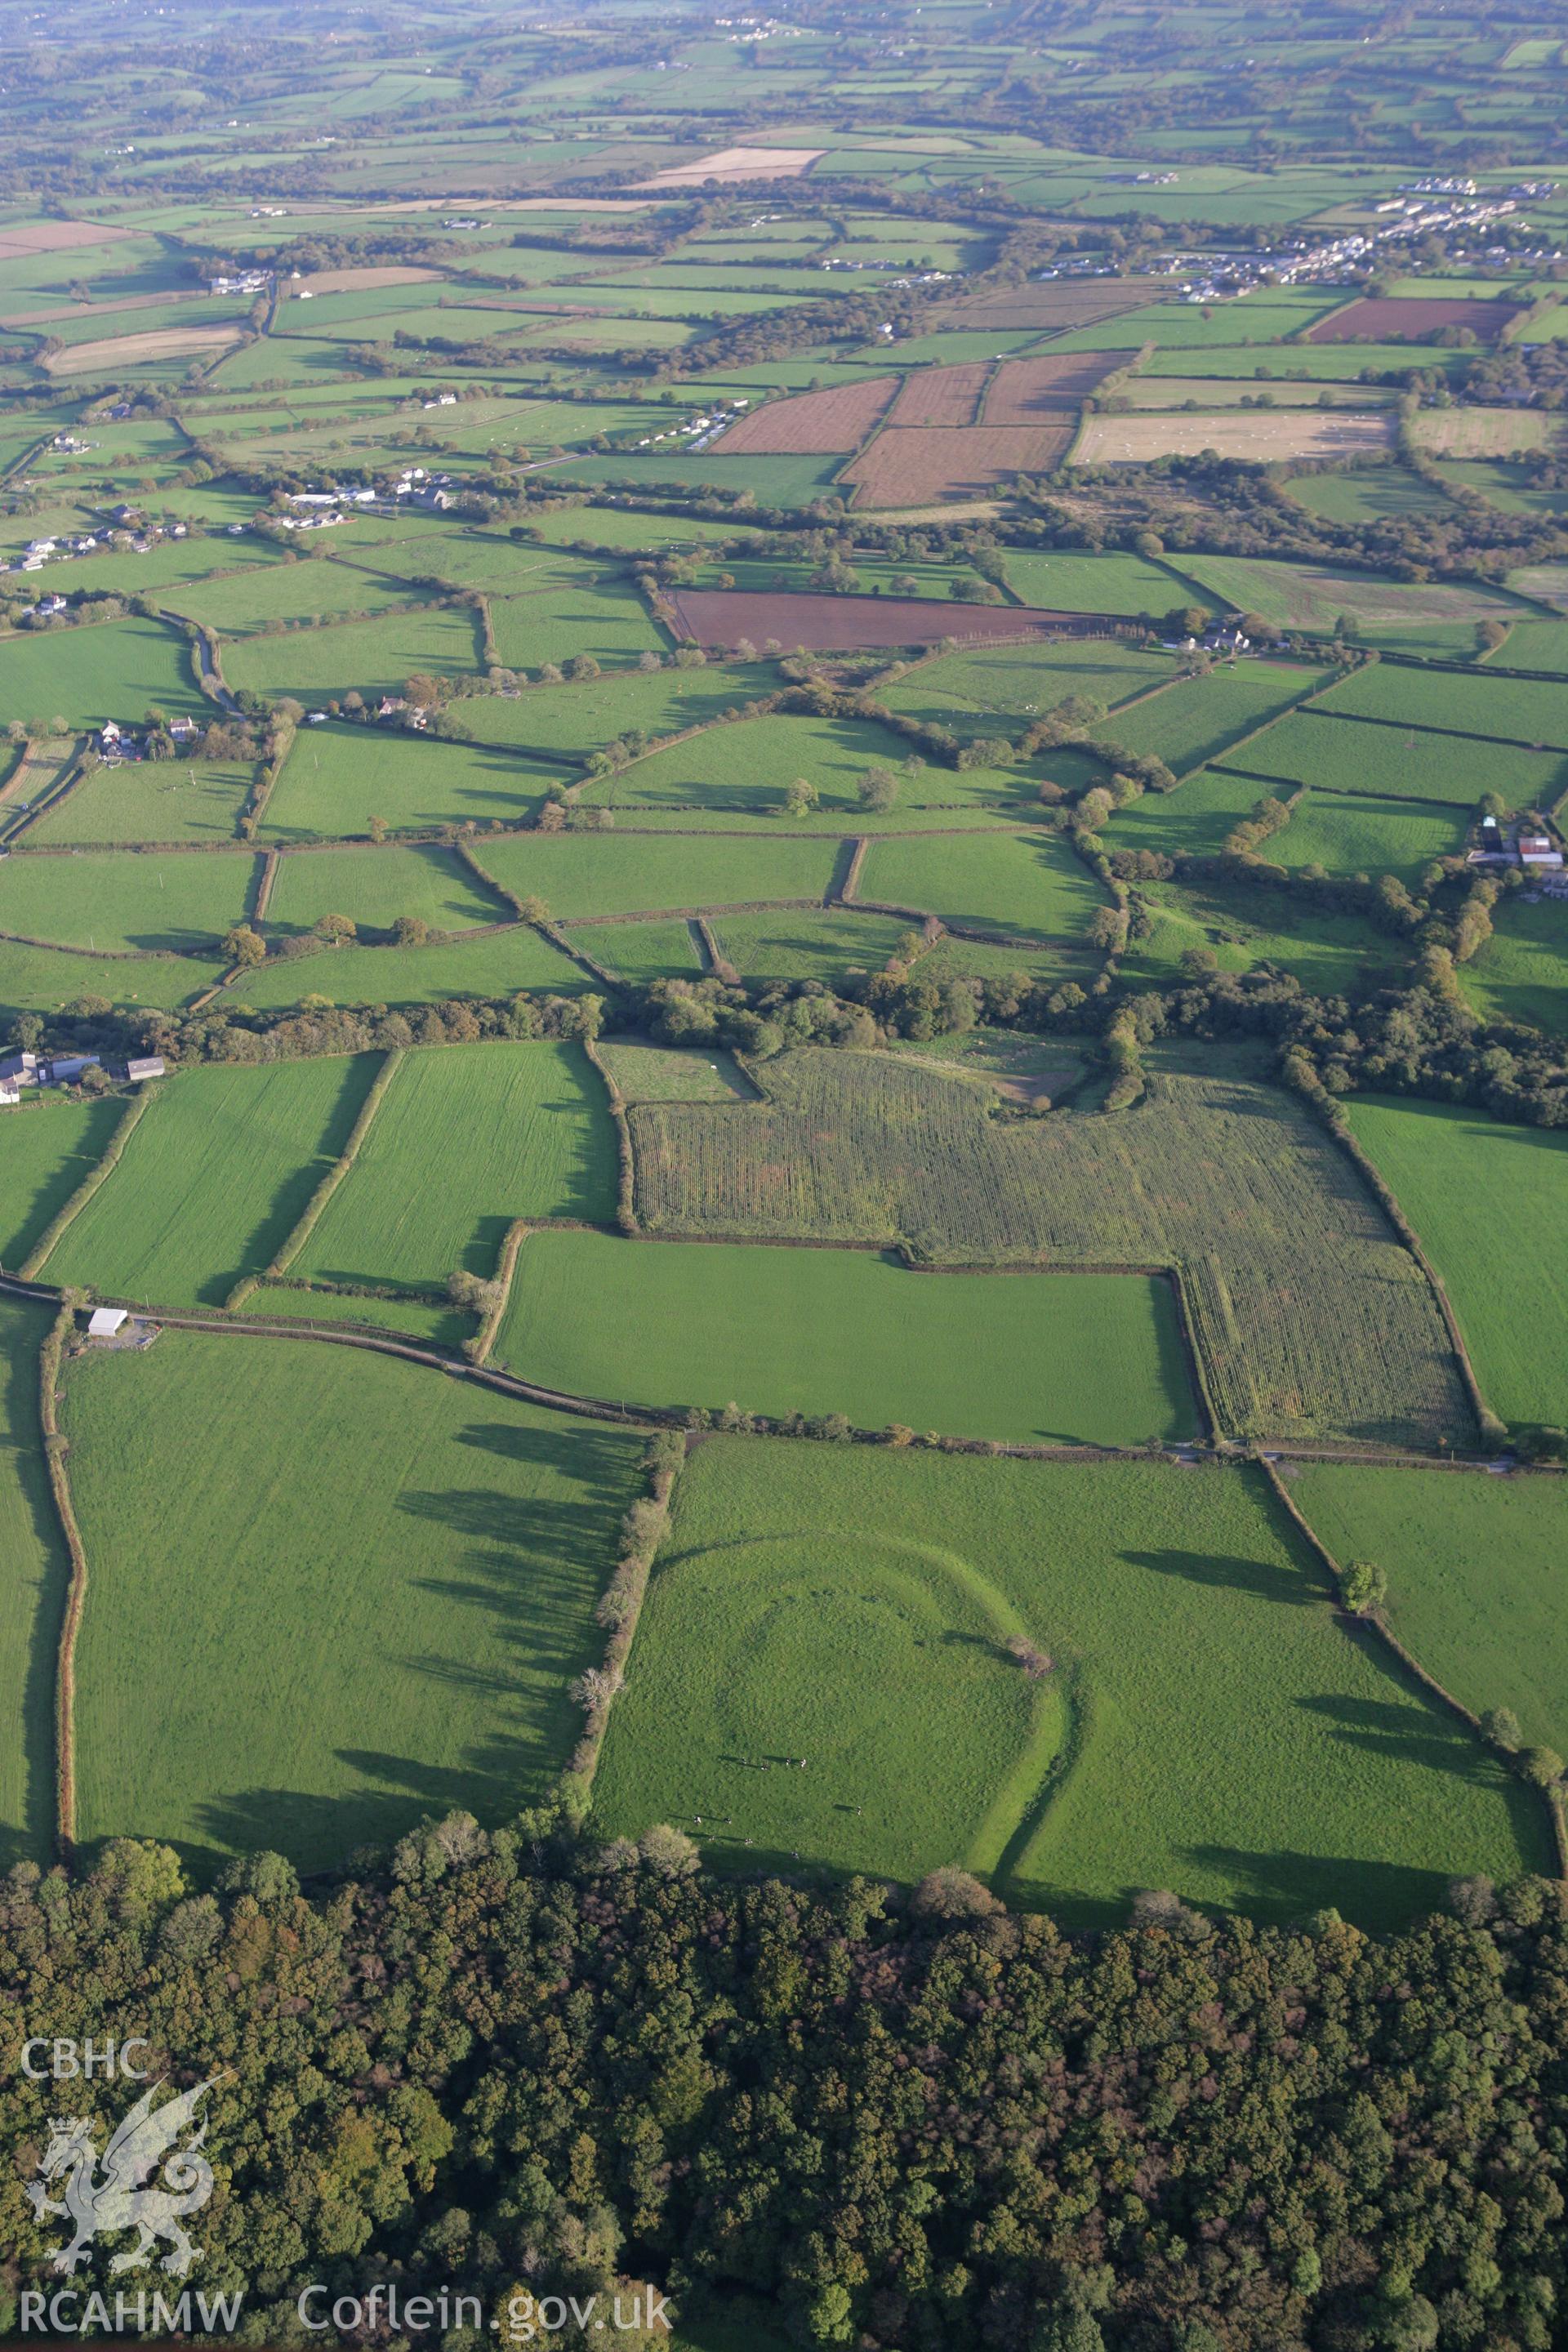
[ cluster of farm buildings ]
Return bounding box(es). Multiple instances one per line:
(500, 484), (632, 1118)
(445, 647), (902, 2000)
(0, 1049), (165, 1108)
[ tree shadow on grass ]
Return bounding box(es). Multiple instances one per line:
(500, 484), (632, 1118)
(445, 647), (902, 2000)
(1125, 1547), (1323, 1606)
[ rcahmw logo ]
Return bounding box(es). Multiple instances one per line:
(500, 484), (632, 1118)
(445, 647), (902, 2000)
(18, 2035), (243, 2335)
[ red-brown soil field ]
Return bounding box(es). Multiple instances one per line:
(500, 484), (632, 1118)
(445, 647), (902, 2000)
(1306, 296), (1522, 343)
(983, 351), (1120, 422)
(711, 378), (896, 452)
(887, 363), (990, 427)
(843, 424), (1071, 506)
(668, 586), (1116, 651)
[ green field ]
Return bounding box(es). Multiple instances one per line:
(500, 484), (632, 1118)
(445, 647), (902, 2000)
(494, 1230), (1195, 1443)
(706, 908), (922, 984)
(1001, 550), (1215, 617)
(579, 918), (704, 983)
(262, 724), (553, 840)
(0, 938), (215, 1019)
(180, 559), (430, 635)
(1459, 893), (1568, 1033)
(1170, 556), (1521, 657)
(231, 921), (590, 1009)
(594, 1441), (1543, 1925)
(1284, 468), (1456, 525)
(1343, 1097), (1568, 1430)
(0, 617), (207, 730)
(27, 760), (252, 849)
(0, 848), (255, 955)
(629, 1052), (1464, 1448)
(1092, 662), (1321, 775)
(471, 830), (840, 919)
(1120, 872), (1397, 999)
(883, 641), (1177, 739)
(1106, 765), (1292, 858)
(595, 1042), (754, 1102)
(856, 830), (1107, 938)
(223, 605), (481, 702)
(1273, 791), (1465, 882)
(43, 1056), (382, 1309)
(1489, 619), (1568, 675)
(63, 1332), (644, 1873)
(247, 1285), (472, 1348)
(581, 710), (1027, 818)
(1294, 1465), (1568, 1760)
(296, 1040), (617, 1290)
(0, 1094), (127, 1270)
(0, 1295), (65, 1867)
(487, 581), (666, 673)
(1314, 661), (1568, 748)
(265, 843), (510, 937)
(457, 662), (780, 757)
(1217, 710), (1568, 808)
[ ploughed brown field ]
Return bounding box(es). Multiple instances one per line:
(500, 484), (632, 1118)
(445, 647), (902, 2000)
(843, 424), (1071, 506)
(712, 377), (896, 452)
(667, 586), (1114, 651)
(1306, 295), (1522, 343)
(983, 351), (1120, 422)
(887, 363), (990, 427)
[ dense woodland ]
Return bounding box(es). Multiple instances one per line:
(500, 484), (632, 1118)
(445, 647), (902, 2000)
(4, 1826), (1568, 2351)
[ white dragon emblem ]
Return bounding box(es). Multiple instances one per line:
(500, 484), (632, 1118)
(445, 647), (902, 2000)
(26, 2078), (220, 2277)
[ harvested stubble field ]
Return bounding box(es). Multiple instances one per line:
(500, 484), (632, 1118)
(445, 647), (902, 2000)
(592, 1440), (1541, 1922)
(1217, 709), (1568, 808)
(982, 353), (1120, 423)
(886, 363), (988, 427)
(667, 586), (1094, 652)
(494, 1227), (1194, 1445)
(938, 279), (1160, 331)
(1312, 662), (1568, 748)
(62, 1332), (645, 1873)
(1305, 296), (1521, 342)
(43, 1055), (382, 1310)
(711, 378), (895, 453)
(1343, 1096), (1568, 1431)
(628, 1051), (1470, 1448)
(296, 1040), (617, 1291)
(42, 327), (242, 376)
(633, 145), (824, 188)
(1076, 412), (1392, 464)
(1294, 1465), (1568, 1764)
(844, 425), (1073, 507)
